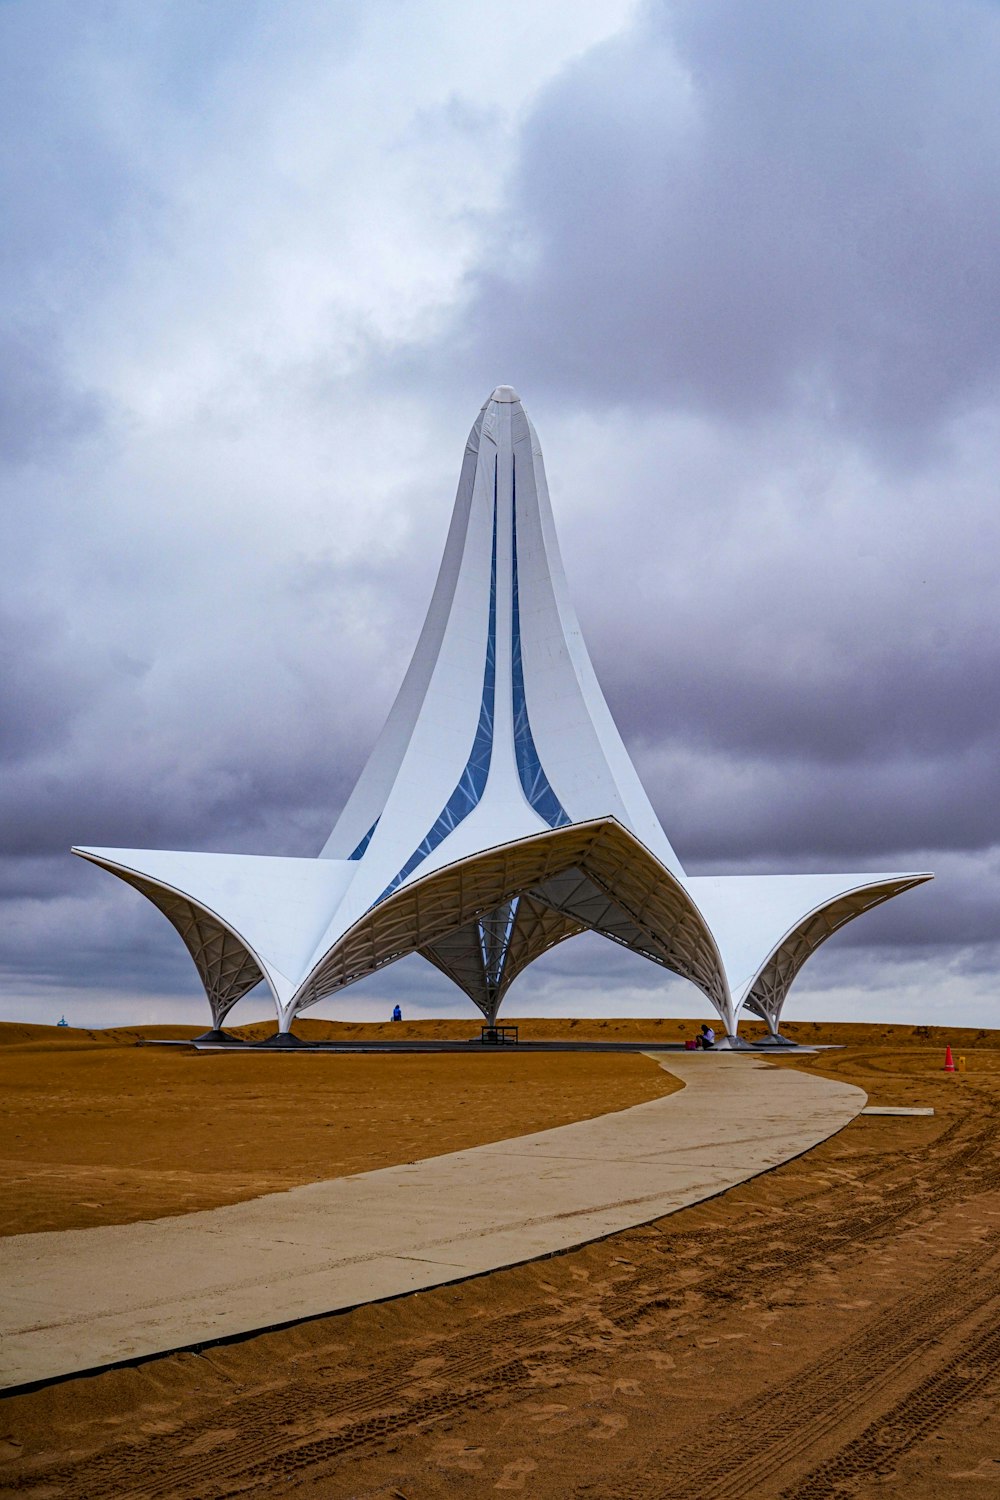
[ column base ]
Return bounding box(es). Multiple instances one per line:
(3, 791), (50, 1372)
(191, 1028), (241, 1045)
(254, 1030), (311, 1048)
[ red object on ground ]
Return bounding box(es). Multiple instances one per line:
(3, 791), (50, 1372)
(944, 1045), (955, 1072)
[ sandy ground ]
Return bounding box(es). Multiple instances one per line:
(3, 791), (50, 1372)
(0, 1020), (680, 1236)
(1, 1019), (999, 1498)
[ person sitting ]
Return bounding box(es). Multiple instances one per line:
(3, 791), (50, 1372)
(694, 1023), (716, 1050)
(391, 1003), (402, 1022)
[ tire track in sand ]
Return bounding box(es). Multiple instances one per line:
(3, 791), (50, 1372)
(6, 1073), (998, 1499)
(779, 1319), (1000, 1498)
(602, 1236), (1000, 1500)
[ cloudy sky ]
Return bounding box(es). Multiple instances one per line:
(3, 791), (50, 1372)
(2, 0), (997, 1029)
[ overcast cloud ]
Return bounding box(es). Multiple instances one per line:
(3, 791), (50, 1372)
(1, 0), (997, 1028)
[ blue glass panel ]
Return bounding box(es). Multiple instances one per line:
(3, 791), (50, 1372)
(511, 464), (571, 829)
(376, 466), (498, 904)
(348, 818), (379, 860)
(477, 896), (520, 988)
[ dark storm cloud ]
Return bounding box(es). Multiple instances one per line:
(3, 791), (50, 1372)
(595, 552), (999, 769)
(0, 333), (104, 467)
(633, 741), (998, 865)
(0, 861), (205, 997)
(0, 0), (995, 1025)
(400, 0), (1000, 1019)
(461, 0), (1000, 453)
(0, 521), (430, 867)
(0, 608), (100, 764)
(834, 853), (998, 949)
(522, 398), (1000, 876)
(0, 631), (379, 860)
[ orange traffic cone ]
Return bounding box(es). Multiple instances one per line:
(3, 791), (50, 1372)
(944, 1045), (955, 1072)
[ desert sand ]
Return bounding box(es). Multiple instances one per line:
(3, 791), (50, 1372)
(0, 1019), (681, 1236)
(1, 1017), (999, 1498)
(1, 1052), (864, 1389)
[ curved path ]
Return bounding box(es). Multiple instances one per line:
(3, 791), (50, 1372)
(0, 1054), (865, 1391)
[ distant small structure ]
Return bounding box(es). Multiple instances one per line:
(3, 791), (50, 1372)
(56, 1016), (68, 1027)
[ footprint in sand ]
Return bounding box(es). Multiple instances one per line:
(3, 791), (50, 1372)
(433, 1438), (486, 1474)
(526, 1402), (581, 1435)
(947, 1459), (1000, 1480)
(178, 1428), (239, 1458)
(588, 1412), (628, 1440)
(644, 1351), (676, 1371)
(527, 1402), (571, 1423)
(494, 1457), (538, 1490)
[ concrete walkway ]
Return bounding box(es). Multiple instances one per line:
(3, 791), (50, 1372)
(0, 1055), (865, 1391)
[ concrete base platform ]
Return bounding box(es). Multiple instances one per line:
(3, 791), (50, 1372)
(176, 1037), (822, 1055)
(0, 1054), (865, 1392)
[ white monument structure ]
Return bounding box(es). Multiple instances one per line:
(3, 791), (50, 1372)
(75, 387), (931, 1046)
